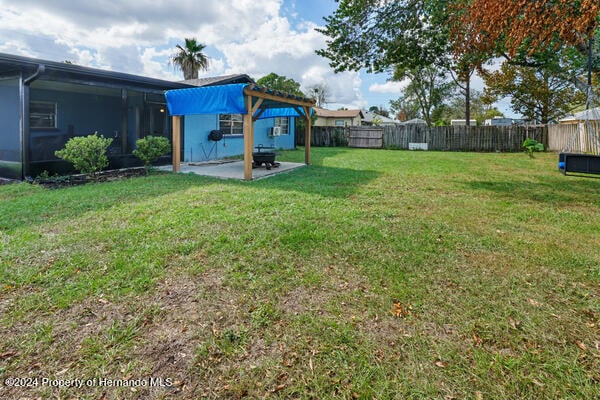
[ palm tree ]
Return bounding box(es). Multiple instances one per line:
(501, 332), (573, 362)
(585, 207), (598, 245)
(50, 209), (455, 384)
(170, 38), (209, 80)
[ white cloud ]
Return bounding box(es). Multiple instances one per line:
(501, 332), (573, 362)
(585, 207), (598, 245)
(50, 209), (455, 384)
(0, 0), (367, 107)
(369, 80), (408, 94)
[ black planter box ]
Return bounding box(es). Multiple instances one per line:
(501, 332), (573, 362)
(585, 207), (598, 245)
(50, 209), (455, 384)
(558, 153), (600, 175)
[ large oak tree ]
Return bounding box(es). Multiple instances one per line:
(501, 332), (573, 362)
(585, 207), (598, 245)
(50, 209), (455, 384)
(316, 1), (482, 124)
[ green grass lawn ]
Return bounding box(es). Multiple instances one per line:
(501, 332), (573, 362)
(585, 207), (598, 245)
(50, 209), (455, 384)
(1, 148), (599, 399)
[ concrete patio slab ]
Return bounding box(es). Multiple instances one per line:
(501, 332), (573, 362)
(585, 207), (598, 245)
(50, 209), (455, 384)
(159, 160), (305, 180)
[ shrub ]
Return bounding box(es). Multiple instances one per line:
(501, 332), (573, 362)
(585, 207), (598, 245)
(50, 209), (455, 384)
(133, 136), (171, 167)
(522, 138), (544, 158)
(55, 132), (112, 176)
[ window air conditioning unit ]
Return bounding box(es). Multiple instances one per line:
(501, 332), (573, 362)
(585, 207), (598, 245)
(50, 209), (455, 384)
(269, 126), (282, 137)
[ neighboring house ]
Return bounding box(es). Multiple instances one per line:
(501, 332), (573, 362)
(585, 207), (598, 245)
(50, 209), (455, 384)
(559, 107), (600, 124)
(0, 52), (190, 180)
(179, 75), (297, 163)
(484, 117), (513, 126)
(400, 118), (427, 126)
(451, 119), (478, 126)
(484, 117), (527, 126)
(313, 108), (363, 127)
(361, 111), (400, 126)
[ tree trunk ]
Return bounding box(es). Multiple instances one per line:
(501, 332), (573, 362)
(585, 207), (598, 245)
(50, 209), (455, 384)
(465, 77), (471, 126)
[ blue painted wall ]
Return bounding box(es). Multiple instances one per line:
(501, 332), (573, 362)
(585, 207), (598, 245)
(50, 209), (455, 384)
(0, 77), (22, 179)
(183, 115), (296, 162)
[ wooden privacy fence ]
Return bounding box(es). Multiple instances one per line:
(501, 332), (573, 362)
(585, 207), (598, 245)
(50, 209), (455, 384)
(299, 125), (548, 152)
(296, 126), (348, 147)
(548, 122), (600, 154)
(382, 125), (547, 152)
(348, 127), (383, 148)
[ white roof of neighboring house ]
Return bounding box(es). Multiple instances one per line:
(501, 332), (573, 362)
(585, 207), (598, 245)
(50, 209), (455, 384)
(560, 106), (600, 122)
(362, 111), (400, 125)
(314, 107), (363, 119)
(401, 118), (427, 125)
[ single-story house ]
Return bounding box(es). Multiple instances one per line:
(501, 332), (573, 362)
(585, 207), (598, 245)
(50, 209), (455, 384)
(313, 107), (363, 127)
(559, 107), (600, 124)
(483, 117), (527, 126)
(178, 75), (298, 164)
(451, 119), (478, 126)
(400, 118), (427, 126)
(361, 111), (400, 126)
(0, 52), (301, 180)
(0, 52), (194, 180)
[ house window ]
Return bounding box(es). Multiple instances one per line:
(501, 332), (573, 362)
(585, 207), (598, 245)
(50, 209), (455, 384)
(219, 114), (243, 135)
(30, 101), (57, 129)
(274, 117), (289, 134)
(335, 119), (345, 127)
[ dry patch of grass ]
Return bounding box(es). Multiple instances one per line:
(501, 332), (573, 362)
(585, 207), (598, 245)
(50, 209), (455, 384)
(1, 149), (599, 399)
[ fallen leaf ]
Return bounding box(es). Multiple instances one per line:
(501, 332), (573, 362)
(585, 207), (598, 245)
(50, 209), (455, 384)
(277, 373), (288, 382)
(576, 341), (587, 351)
(532, 378), (545, 387)
(273, 384), (286, 392)
(435, 360), (448, 368)
(475, 391), (483, 400)
(392, 302), (413, 318)
(0, 351), (17, 360)
(508, 317), (519, 330)
(527, 298), (541, 307)
(472, 332), (483, 346)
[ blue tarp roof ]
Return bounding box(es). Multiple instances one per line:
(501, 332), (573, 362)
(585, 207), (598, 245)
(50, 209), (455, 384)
(165, 83), (310, 120)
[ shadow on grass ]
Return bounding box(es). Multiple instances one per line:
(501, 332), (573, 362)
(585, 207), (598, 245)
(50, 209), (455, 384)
(252, 164), (381, 198)
(0, 172), (218, 232)
(1, 163), (381, 232)
(461, 174), (600, 205)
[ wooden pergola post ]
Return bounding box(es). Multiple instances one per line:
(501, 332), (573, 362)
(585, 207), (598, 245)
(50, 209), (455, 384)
(303, 106), (311, 165)
(172, 115), (181, 173)
(243, 94), (254, 180)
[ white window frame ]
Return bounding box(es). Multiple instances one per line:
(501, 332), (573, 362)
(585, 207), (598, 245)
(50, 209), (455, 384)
(274, 117), (289, 135)
(219, 114), (243, 136)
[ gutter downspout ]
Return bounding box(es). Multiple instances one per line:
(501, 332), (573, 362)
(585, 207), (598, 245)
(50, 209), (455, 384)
(24, 64), (45, 85)
(21, 64), (45, 180)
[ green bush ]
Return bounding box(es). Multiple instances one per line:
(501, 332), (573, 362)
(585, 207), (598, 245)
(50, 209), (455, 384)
(522, 138), (544, 158)
(133, 136), (171, 167)
(55, 132), (112, 176)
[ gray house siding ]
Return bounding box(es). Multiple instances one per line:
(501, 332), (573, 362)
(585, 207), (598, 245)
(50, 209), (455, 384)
(0, 77), (22, 179)
(0, 52), (190, 179)
(21, 82), (174, 177)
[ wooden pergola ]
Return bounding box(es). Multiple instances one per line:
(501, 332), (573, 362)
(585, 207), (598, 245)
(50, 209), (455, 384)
(168, 83), (315, 180)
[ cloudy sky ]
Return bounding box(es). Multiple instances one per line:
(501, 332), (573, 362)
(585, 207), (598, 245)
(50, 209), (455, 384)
(0, 0), (513, 115)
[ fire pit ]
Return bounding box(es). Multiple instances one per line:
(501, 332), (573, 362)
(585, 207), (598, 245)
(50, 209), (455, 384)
(253, 145), (279, 170)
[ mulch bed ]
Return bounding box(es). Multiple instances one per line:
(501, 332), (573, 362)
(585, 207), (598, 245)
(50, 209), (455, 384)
(34, 167), (150, 189)
(0, 178), (16, 186)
